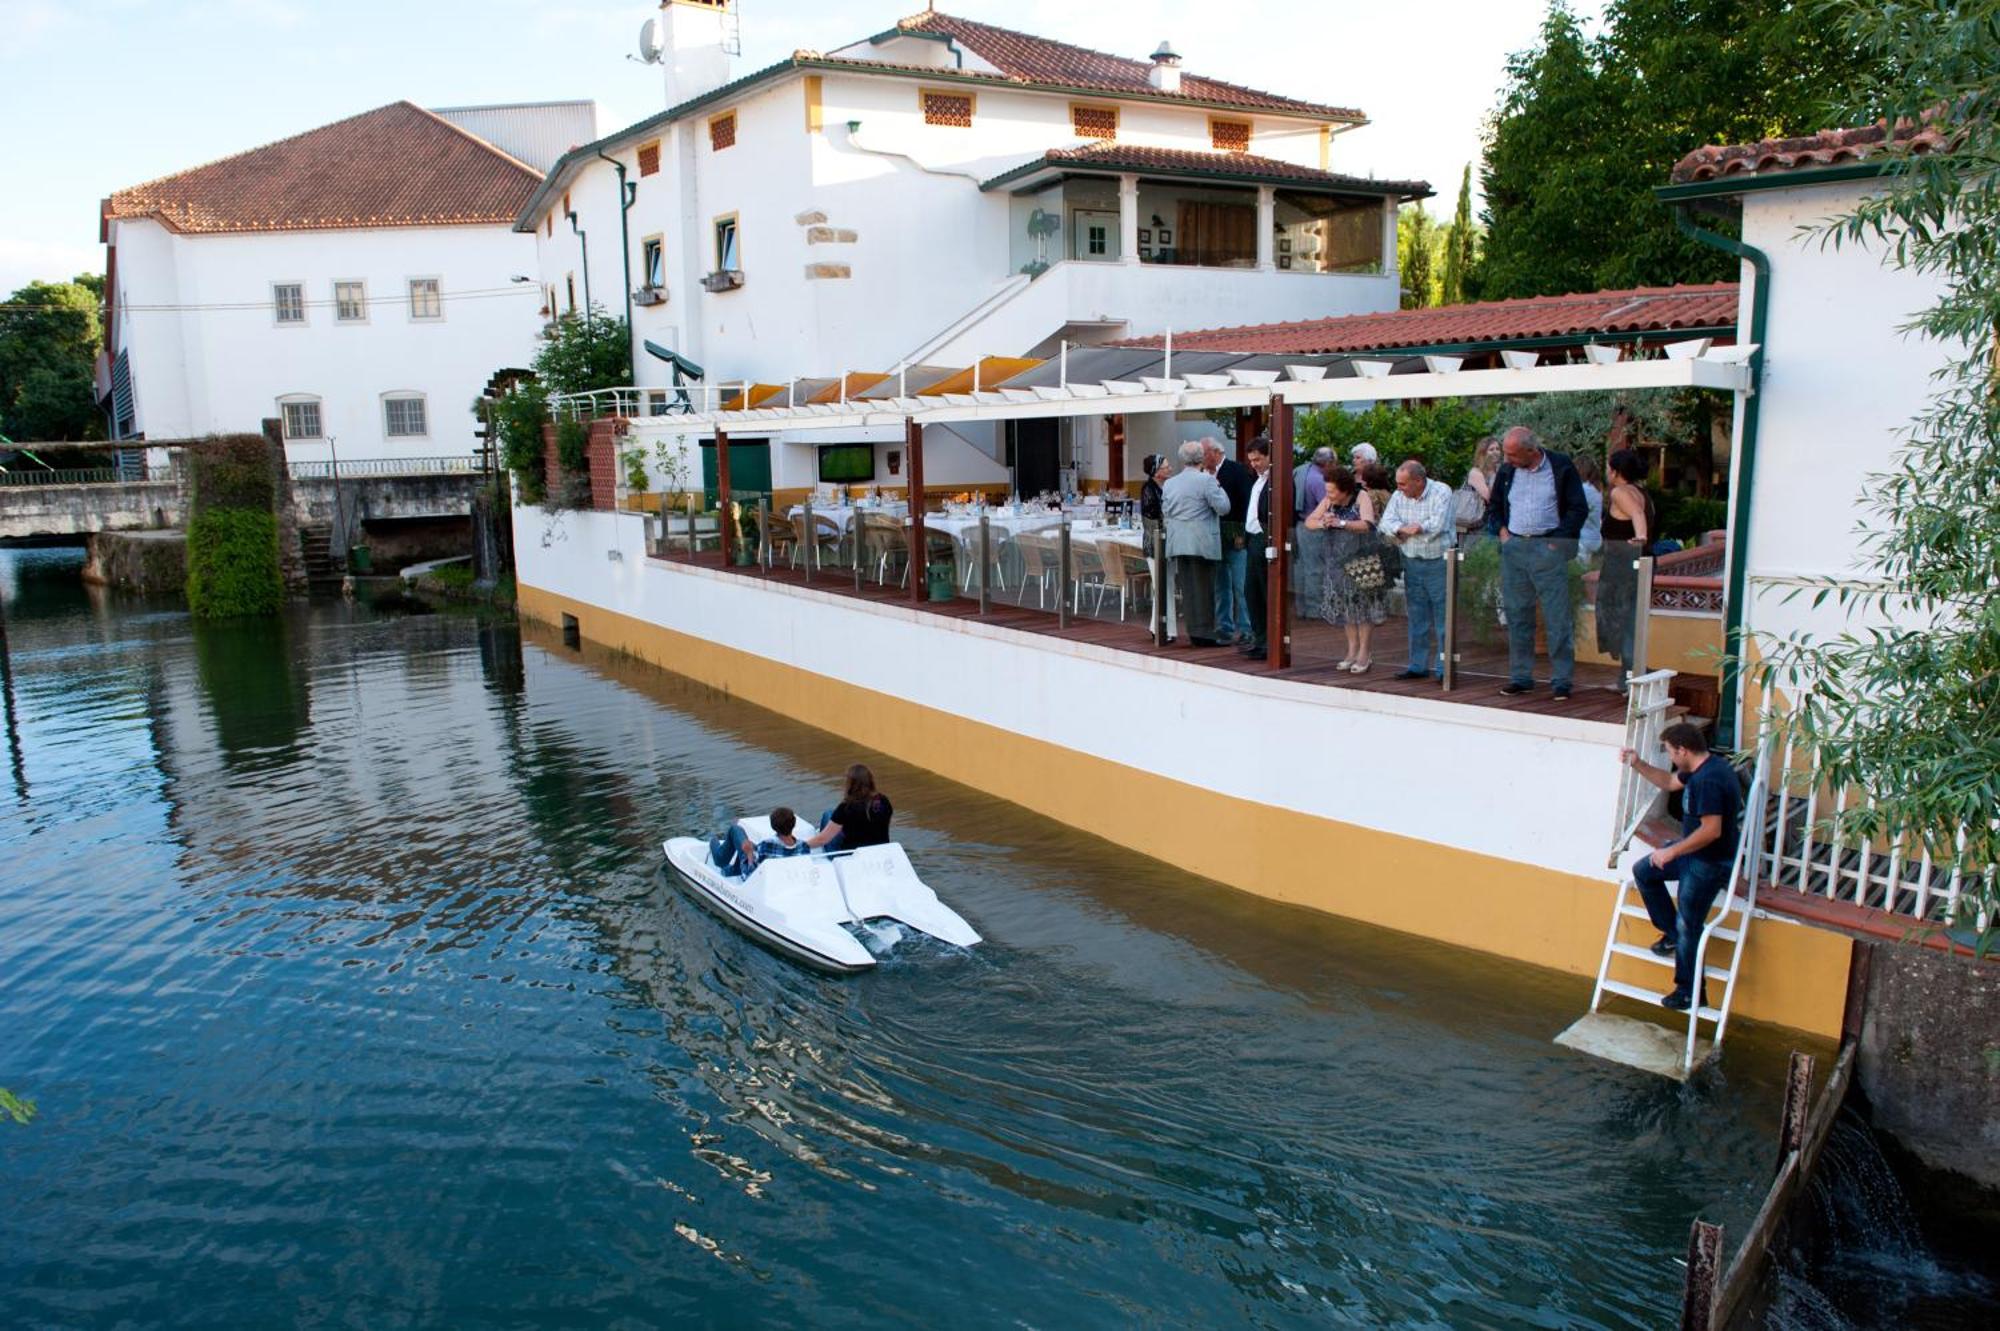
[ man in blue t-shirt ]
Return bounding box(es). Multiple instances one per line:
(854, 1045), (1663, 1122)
(1619, 722), (1743, 1012)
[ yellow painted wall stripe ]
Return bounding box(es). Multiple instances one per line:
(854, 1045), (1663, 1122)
(519, 581), (1850, 1037)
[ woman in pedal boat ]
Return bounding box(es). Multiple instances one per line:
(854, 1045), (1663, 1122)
(808, 763), (894, 852)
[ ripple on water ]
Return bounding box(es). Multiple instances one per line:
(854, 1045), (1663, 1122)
(0, 558), (1821, 1329)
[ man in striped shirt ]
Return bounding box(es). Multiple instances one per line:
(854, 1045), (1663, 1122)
(1379, 460), (1455, 679)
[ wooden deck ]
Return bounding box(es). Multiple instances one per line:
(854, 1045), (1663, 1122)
(654, 549), (1630, 725)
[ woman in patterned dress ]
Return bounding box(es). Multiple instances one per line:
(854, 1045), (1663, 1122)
(1303, 465), (1387, 673)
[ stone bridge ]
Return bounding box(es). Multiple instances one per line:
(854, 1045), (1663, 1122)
(0, 457), (488, 547)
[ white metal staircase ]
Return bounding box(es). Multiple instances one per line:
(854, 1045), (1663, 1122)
(1558, 676), (1771, 1078)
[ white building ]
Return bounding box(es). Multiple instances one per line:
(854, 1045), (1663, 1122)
(99, 100), (596, 463)
(525, 3), (1427, 495)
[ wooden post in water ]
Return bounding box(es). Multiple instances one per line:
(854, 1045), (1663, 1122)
(1266, 395), (1293, 670)
(714, 428), (734, 566)
(907, 417), (927, 604)
(1778, 1051), (1816, 1167)
(1679, 1219), (1722, 1331)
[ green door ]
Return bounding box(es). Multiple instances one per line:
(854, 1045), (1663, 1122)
(702, 439), (772, 505)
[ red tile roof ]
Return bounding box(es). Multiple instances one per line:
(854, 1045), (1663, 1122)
(1116, 283), (1740, 355)
(856, 10), (1363, 121)
(1671, 118), (1951, 184)
(104, 101), (543, 236)
(984, 142), (1428, 195)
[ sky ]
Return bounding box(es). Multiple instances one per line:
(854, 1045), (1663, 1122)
(0, 0), (1607, 294)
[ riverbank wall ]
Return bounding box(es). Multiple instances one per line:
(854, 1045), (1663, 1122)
(514, 505), (1852, 1039)
(80, 530), (186, 595)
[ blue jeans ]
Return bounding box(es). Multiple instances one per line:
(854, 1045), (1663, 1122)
(815, 807), (844, 853)
(1633, 853), (1732, 997)
(1402, 556), (1447, 676)
(709, 825), (757, 878)
(1213, 540), (1249, 640)
(1501, 537), (1575, 689)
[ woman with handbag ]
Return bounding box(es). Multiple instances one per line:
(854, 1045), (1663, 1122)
(1303, 465), (1388, 673)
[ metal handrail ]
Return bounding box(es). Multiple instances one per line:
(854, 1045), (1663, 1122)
(286, 456), (483, 479)
(1607, 668), (1680, 866)
(0, 466), (174, 486)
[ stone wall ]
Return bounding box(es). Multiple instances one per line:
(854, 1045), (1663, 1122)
(80, 530), (187, 595)
(1857, 941), (2000, 1188)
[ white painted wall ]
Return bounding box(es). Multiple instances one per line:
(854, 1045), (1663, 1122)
(1734, 180), (1953, 650)
(516, 505), (1626, 886)
(531, 66), (1405, 399)
(110, 219), (542, 462)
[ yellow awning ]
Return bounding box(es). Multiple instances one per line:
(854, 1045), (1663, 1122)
(917, 357), (1043, 396)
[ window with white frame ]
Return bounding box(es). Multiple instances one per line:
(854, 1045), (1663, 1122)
(714, 216), (740, 271)
(407, 277), (442, 320)
(642, 237), (665, 288)
(279, 396), (323, 439)
(273, 282), (306, 324)
(383, 394), (428, 437)
(334, 280), (367, 321)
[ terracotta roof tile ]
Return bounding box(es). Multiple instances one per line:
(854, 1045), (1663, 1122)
(1671, 118), (1951, 184)
(1117, 283), (1740, 355)
(104, 101), (543, 236)
(985, 142), (1427, 195)
(874, 10), (1362, 121)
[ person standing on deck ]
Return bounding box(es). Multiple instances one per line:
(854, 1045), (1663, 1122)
(1485, 426), (1589, 701)
(1207, 439), (1255, 647)
(1619, 723), (1743, 1013)
(1379, 460), (1454, 679)
(1161, 440), (1229, 647)
(1294, 447), (1333, 616)
(1140, 454), (1178, 642)
(1240, 437), (1274, 658)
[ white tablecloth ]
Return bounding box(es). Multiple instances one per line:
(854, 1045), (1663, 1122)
(925, 512), (1065, 543)
(786, 503), (908, 534)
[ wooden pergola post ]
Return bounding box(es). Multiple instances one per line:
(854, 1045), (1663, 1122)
(714, 427), (734, 565)
(907, 417), (926, 603)
(1106, 414), (1126, 494)
(1267, 396), (1293, 670)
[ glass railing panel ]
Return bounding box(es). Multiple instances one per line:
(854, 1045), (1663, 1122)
(1448, 533), (1613, 696)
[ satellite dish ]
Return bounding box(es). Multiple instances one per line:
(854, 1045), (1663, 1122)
(637, 16), (664, 64)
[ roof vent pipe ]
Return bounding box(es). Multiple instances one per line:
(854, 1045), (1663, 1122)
(1148, 41), (1182, 93)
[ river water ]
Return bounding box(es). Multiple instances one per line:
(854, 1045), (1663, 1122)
(1, 549), (1825, 1329)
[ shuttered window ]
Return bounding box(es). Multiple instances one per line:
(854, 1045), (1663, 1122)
(709, 112), (736, 151)
(272, 282), (305, 324)
(922, 90), (974, 127)
(1210, 118), (1252, 153)
(637, 141), (661, 176)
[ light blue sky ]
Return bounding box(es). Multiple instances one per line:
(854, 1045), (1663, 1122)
(0, 0), (1603, 293)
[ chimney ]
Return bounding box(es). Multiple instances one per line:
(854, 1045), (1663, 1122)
(1148, 41), (1182, 93)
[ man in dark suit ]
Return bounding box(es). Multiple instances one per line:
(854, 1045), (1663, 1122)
(1206, 440), (1256, 645)
(1485, 425), (1590, 700)
(1239, 437), (1273, 657)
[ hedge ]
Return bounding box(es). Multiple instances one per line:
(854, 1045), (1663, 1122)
(185, 507), (284, 618)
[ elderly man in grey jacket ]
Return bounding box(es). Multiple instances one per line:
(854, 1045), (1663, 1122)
(1160, 439), (1231, 647)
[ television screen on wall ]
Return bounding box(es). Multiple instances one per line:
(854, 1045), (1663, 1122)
(817, 443), (875, 483)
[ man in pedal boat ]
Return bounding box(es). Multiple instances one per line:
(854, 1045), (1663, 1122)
(710, 807), (808, 878)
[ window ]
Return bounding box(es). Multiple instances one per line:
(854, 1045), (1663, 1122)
(1210, 118), (1252, 153)
(565, 273), (576, 313)
(642, 236), (665, 288)
(1071, 105), (1118, 141)
(334, 280), (367, 321)
(922, 89), (975, 127)
(407, 277), (442, 320)
(272, 282), (305, 324)
(637, 141), (661, 176)
(545, 212), (553, 238)
(714, 215), (740, 271)
(709, 111), (736, 151)
(383, 395), (428, 437)
(280, 397), (323, 439)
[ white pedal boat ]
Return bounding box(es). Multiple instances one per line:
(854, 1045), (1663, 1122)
(663, 816), (981, 973)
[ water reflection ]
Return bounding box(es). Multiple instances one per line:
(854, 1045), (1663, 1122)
(0, 558), (1835, 1329)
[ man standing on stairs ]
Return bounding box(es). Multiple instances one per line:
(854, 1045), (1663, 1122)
(1619, 723), (1743, 1013)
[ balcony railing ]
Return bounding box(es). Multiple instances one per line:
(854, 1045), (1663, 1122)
(286, 456), (485, 479)
(0, 466), (175, 486)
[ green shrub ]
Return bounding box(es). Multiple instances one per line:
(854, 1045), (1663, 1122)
(185, 508), (283, 618)
(188, 433), (278, 511)
(1657, 493), (1728, 545)
(1296, 399), (1502, 487)
(554, 417), (589, 474)
(492, 380), (550, 504)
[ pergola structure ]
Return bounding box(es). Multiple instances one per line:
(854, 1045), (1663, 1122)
(561, 341), (1753, 673)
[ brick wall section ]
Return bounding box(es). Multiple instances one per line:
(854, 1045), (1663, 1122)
(541, 422), (563, 499)
(540, 417), (626, 512)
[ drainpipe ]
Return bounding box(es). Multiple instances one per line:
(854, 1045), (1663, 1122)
(567, 211), (593, 354)
(595, 149), (638, 375)
(1675, 204), (1769, 750)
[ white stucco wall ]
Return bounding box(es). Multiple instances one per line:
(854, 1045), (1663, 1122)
(1735, 180), (1953, 650)
(111, 219), (542, 461)
(516, 505), (1626, 887)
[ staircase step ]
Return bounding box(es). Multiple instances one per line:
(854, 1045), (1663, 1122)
(1599, 977), (1724, 1023)
(1614, 903), (1741, 942)
(1607, 942), (1732, 982)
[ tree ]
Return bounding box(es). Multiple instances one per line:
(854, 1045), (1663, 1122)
(531, 305), (631, 398)
(1397, 207), (1443, 309)
(1440, 165), (1478, 306)
(0, 276), (103, 441)
(1479, 1), (1886, 300)
(1747, 0), (2000, 948)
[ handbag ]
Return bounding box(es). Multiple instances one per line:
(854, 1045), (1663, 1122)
(1453, 483), (1487, 531)
(1342, 531), (1398, 589)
